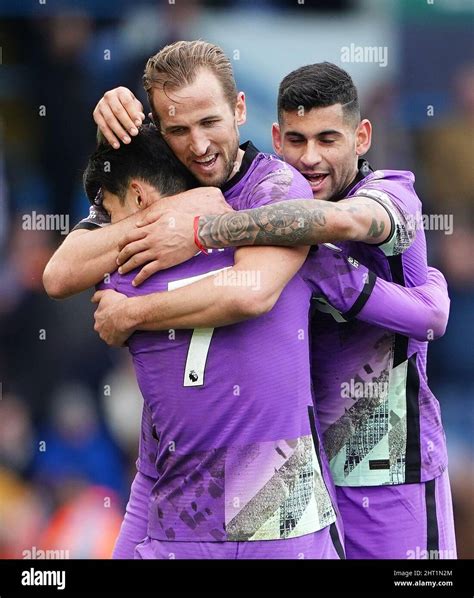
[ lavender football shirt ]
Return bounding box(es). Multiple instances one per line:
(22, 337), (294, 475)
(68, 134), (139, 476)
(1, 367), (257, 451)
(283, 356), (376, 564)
(101, 144), (339, 542)
(309, 168), (448, 487)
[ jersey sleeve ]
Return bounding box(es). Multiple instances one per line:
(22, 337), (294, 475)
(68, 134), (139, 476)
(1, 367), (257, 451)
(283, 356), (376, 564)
(303, 246), (450, 341)
(71, 204), (111, 232)
(353, 185), (416, 256)
(302, 244), (376, 321)
(357, 266), (450, 341)
(136, 401), (160, 479)
(244, 161), (313, 210)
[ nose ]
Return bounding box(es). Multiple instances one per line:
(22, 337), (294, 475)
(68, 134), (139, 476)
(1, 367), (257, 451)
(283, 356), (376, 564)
(189, 129), (210, 157)
(300, 142), (322, 169)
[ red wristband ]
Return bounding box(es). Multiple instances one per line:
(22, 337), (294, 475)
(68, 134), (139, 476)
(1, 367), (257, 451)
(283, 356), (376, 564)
(193, 215), (208, 255)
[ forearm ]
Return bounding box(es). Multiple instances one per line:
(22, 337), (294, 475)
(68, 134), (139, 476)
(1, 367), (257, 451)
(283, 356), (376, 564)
(196, 198), (388, 249)
(120, 245), (306, 333)
(124, 271), (268, 332)
(358, 269), (450, 341)
(112, 470), (154, 559)
(306, 247), (449, 341)
(43, 214), (140, 299)
(197, 200), (343, 248)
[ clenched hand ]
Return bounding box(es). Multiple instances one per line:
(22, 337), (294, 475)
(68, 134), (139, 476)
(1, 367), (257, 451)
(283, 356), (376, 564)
(92, 289), (133, 347)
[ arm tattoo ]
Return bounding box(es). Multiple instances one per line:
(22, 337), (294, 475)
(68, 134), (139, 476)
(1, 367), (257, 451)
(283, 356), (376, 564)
(367, 218), (385, 239)
(197, 200), (344, 249)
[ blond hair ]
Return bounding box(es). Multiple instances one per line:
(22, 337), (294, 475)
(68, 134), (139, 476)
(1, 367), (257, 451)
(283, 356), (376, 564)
(143, 40), (238, 122)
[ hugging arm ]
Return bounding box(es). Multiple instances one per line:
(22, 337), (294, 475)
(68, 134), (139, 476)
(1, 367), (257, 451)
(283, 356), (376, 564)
(93, 244), (309, 345)
(304, 246), (449, 342)
(43, 188), (231, 299)
(196, 195), (394, 249)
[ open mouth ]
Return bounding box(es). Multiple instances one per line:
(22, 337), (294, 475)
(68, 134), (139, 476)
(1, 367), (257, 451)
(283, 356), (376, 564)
(193, 153), (219, 172)
(303, 173), (329, 191)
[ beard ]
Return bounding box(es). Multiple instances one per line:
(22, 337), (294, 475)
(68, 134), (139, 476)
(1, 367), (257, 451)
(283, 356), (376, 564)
(217, 142), (240, 187)
(194, 128), (240, 188)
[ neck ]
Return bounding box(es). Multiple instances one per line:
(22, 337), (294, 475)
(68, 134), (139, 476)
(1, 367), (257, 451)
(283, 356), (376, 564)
(330, 161), (363, 202)
(228, 148), (245, 180)
(346, 162), (360, 188)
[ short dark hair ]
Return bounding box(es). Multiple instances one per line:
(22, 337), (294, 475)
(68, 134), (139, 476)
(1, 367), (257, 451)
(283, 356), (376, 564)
(278, 62), (360, 125)
(83, 124), (198, 205)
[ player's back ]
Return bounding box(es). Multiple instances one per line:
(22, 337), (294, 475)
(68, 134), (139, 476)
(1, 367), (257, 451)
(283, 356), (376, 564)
(109, 247), (336, 542)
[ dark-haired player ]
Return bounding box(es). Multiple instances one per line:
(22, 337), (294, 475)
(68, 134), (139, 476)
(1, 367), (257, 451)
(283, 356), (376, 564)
(85, 121), (346, 559)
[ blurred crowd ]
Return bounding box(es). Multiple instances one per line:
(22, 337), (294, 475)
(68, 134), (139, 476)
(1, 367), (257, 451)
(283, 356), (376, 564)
(0, 0), (473, 559)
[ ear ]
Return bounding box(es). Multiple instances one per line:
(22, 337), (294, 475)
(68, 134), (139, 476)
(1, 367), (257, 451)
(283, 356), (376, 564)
(355, 119), (372, 156)
(235, 91), (247, 126)
(272, 122), (282, 156)
(130, 181), (145, 207)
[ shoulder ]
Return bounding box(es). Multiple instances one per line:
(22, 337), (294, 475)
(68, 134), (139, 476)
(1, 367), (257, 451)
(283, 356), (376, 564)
(353, 169), (420, 213)
(253, 153), (305, 182)
(246, 153), (312, 202)
(353, 170), (420, 256)
(72, 204), (111, 232)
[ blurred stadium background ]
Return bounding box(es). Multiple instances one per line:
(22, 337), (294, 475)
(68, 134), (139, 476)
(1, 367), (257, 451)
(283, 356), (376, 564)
(0, 0), (473, 559)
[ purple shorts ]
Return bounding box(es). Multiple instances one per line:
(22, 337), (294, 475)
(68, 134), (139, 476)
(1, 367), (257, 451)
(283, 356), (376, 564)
(336, 468), (457, 559)
(134, 524), (344, 559)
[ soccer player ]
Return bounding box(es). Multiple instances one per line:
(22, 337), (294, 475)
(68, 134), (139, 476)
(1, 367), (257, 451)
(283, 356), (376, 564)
(270, 64), (457, 559)
(103, 62), (455, 560)
(86, 124), (347, 558)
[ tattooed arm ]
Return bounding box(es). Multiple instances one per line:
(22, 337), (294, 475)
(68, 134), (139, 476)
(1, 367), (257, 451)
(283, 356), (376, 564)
(197, 196), (392, 249)
(109, 195), (392, 275)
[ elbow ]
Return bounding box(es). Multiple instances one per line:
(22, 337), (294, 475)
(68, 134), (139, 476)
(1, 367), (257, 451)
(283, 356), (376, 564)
(42, 261), (72, 300)
(234, 290), (278, 319)
(427, 306), (449, 341)
(421, 303), (449, 341)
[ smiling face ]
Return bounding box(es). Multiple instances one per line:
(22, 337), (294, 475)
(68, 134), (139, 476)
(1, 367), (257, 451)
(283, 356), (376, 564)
(272, 104), (372, 200)
(151, 68), (246, 188)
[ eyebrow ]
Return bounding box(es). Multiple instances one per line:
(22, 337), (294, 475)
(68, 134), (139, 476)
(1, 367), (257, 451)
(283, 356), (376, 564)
(163, 124), (187, 134)
(199, 115), (222, 122)
(164, 115), (222, 134)
(285, 129), (343, 138)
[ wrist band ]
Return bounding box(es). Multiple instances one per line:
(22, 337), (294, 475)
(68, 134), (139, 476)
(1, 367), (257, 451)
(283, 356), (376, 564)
(193, 216), (208, 255)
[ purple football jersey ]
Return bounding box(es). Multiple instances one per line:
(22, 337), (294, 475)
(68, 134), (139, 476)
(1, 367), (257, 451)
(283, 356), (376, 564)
(101, 143), (339, 542)
(309, 165), (448, 486)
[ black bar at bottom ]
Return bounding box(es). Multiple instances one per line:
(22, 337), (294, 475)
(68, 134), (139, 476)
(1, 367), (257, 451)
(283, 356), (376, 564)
(0, 558), (470, 596)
